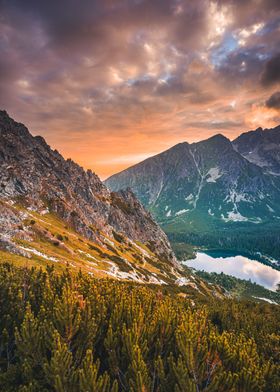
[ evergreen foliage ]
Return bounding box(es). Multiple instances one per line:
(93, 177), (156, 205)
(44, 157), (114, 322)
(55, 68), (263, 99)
(196, 270), (280, 303)
(0, 262), (279, 391)
(167, 229), (280, 266)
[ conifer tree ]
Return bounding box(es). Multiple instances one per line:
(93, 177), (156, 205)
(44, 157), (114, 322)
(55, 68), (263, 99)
(0, 263), (279, 392)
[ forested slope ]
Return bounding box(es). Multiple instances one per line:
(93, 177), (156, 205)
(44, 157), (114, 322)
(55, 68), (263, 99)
(0, 263), (279, 392)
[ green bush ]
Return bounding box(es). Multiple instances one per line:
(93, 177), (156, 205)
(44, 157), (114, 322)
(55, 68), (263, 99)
(0, 262), (279, 391)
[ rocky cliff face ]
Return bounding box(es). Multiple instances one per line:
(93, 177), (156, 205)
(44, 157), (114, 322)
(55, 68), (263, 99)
(0, 110), (177, 268)
(233, 125), (280, 175)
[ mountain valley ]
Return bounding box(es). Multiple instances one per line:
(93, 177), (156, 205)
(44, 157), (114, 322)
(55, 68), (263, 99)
(106, 126), (280, 267)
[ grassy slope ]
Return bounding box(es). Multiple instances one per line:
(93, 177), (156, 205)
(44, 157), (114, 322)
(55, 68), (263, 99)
(2, 202), (279, 304)
(2, 201), (177, 284)
(1, 201), (234, 300)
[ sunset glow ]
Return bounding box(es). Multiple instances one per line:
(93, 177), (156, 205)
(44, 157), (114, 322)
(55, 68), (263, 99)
(0, 0), (280, 178)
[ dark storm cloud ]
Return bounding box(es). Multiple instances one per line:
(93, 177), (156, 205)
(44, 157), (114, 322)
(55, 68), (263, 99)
(0, 0), (206, 56)
(266, 91), (280, 109)
(217, 48), (265, 83)
(0, 0), (280, 177)
(261, 54), (280, 86)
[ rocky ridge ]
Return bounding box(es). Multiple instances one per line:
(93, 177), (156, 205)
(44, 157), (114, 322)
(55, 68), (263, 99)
(0, 110), (180, 283)
(233, 125), (280, 175)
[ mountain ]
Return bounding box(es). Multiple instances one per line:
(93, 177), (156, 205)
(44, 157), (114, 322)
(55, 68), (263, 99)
(0, 110), (189, 284)
(105, 126), (280, 265)
(233, 125), (280, 175)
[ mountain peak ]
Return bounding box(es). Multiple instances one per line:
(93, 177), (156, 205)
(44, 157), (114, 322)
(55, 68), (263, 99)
(0, 110), (14, 126)
(0, 109), (30, 138)
(173, 141), (189, 148)
(0, 109), (9, 118)
(233, 123), (280, 173)
(0, 111), (178, 269)
(0, 109), (18, 123)
(206, 133), (231, 144)
(194, 133), (232, 153)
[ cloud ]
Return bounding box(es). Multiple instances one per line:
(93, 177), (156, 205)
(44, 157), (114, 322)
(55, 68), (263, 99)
(261, 53), (280, 86)
(266, 91), (280, 109)
(187, 120), (244, 130)
(0, 0), (280, 177)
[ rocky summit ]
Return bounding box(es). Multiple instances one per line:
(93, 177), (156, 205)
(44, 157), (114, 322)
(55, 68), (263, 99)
(233, 125), (280, 175)
(0, 110), (185, 284)
(105, 126), (280, 264)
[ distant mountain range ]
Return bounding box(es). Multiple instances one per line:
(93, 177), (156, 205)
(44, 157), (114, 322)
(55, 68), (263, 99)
(105, 125), (280, 265)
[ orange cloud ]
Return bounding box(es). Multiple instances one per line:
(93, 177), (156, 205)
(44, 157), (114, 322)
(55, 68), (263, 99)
(1, 0), (280, 178)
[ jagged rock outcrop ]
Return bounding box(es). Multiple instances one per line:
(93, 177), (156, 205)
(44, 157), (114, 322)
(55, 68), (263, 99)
(233, 125), (280, 175)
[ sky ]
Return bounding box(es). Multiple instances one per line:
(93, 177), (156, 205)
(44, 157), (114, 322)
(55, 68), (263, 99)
(0, 0), (280, 179)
